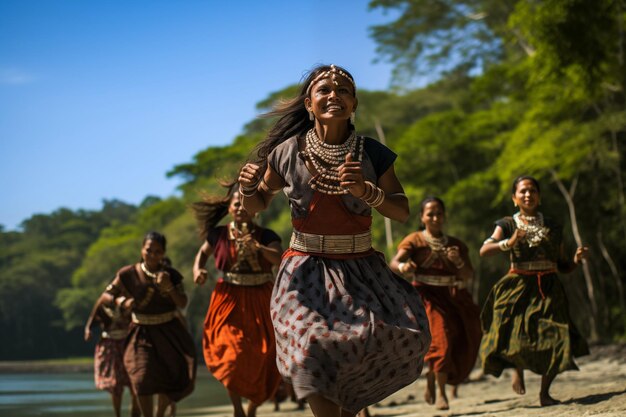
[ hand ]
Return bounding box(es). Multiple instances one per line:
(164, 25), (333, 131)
(194, 268), (208, 285)
(399, 260), (418, 275)
(239, 163), (262, 189)
(574, 246), (589, 264)
(240, 234), (261, 251)
(84, 327), (92, 342)
(155, 270), (172, 287)
(338, 153), (366, 197)
(445, 246), (463, 265)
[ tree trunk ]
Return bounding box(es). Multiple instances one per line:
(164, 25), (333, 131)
(374, 119), (394, 252)
(551, 170), (599, 340)
(596, 230), (626, 319)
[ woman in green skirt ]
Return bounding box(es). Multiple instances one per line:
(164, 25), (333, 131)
(479, 176), (589, 406)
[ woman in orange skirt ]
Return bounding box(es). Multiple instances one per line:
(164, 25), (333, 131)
(390, 196), (481, 410)
(192, 185), (283, 417)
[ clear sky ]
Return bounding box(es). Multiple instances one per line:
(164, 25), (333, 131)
(0, 0), (401, 231)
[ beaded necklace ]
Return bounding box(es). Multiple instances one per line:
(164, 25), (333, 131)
(300, 128), (363, 195)
(140, 262), (161, 280)
(423, 230), (448, 252)
(513, 212), (549, 247)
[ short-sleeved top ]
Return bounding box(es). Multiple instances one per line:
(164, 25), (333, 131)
(398, 231), (471, 277)
(495, 216), (562, 263)
(117, 264), (184, 315)
(267, 135), (396, 221)
(208, 225), (281, 273)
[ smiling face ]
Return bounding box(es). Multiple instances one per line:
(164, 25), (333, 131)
(305, 74), (357, 123)
(228, 191), (252, 224)
(141, 239), (165, 271)
(421, 201), (446, 236)
(512, 179), (540, 214)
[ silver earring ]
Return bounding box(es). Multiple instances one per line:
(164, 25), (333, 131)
(350, 112), (356, 124)
(308, 111), (314, 121)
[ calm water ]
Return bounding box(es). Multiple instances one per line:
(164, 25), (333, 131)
(0, 367), (230, 417)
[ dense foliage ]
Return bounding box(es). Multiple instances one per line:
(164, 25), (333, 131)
(2, 0), (625, 359)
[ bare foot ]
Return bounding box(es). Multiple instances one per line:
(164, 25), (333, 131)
(424, 372), (435, 405)
(512, 368), (526, 395)
(540, 393), (561, 407)
(451, 385), (458, 398)
(435, 395), (449, 410)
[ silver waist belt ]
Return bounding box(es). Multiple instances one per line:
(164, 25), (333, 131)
(290, 230), (372, 254)
(224, 272), (274, 286)
(511, 261), (557, 271)
(413, 274), (458, 287)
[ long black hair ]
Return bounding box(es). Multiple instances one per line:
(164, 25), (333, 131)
(511, 175), (541, 195)
(250, 64), (356, 167)
(190, 181), (237, 239)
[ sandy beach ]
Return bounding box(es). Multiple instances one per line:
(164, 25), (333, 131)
(182, 343), (626, 417)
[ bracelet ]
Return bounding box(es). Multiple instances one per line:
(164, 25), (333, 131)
(239, 184), (258, 197)
(483, 237), (496, 245)
(362, 181), (385, 207)
(454, 260), (465, 269)
(498, 239), (511, 251)
(117, 296), (127, 307)
(259, 177), (282, 195)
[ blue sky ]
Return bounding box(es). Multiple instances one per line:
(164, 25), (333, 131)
(0, 0), (402, 231)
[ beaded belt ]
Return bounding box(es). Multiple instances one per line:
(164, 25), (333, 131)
(290, 230), (371, 254)
(413, 274), (458, 287)
(223, 272), (274, 286)
(511, 261), (557, 271)
(131, 311), (176, 325)
(101, 329), (127, 340)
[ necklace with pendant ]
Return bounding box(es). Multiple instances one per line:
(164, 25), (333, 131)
(513, 212), (549, 247)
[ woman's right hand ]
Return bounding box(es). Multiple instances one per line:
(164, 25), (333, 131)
(399, 260), (418, 275)
(194, 268), (208, 285)
(239, 163), (262, 189)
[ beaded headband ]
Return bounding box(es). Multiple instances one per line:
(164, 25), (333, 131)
(305, 64), (356, 95)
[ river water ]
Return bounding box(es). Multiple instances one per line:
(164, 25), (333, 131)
(0, 367), (230, 416)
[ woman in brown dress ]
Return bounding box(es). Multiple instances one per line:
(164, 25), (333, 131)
(192, 186), (283, 417)
(390, 196), (481, 410)
(84, 288), (139, 417)
(104, 231), (196, 417)
(237, 64), (431, 417)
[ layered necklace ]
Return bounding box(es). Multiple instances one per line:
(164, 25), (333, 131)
(513, 212), (549, 247)
(423, 230), (448, 252)
(300, 128), (363, 195)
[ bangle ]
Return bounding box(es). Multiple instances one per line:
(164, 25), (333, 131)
(259, 177), (282, 195)
(483, 237), (496, 245)
(454, 260), (465, 269)
(498, 239), (511, 251)
(362, 181), (385, 207)
(239, 184), (257, 197)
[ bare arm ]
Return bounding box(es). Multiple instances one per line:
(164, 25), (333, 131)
(339, 154), (409, 223)
(239, 164), (284, 215)
(193, 241), (214, 286)
(390, 248), (417, 277)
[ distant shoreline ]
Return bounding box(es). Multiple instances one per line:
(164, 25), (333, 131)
(0, 358), (93, 374)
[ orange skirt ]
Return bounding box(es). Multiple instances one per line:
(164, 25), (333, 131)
(415, 284), (482, 385)
(203, 280), (281, 404)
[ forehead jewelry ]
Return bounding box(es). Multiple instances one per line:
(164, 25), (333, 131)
(306, 64), (356, 95)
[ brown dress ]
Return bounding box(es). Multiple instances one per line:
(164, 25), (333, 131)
(115, 264), (196, 401)
(268, 136), (431, 413)
(202, 224), (282, 405)
(397, 231), (482, 385)
(93, 304), (131, 395)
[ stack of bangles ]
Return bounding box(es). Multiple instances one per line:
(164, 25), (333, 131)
(360, 181), (385, 207)
(484, 236), (511, 251)
(239, 181), (259, 197)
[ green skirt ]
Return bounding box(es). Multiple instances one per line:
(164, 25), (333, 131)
(480, 271), (588, 377)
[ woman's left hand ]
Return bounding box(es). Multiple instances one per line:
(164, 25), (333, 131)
(574, 246), (589, 264)
(156, 271), (173, 291)
(446, 246), (463, 267)
(240, 234), (261, 252)
(338, 153), (366, 197)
